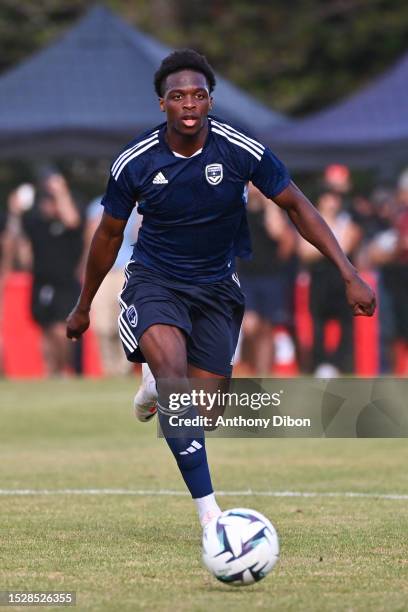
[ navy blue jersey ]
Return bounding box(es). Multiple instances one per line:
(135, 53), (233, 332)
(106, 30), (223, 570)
(102, 116), (290, 283)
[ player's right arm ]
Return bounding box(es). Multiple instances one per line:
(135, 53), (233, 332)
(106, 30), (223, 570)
(66, 212), (126, 339)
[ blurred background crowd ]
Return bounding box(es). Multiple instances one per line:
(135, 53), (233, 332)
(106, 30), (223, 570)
(1, 163), (407, 378)
(0, 1), (407, 378)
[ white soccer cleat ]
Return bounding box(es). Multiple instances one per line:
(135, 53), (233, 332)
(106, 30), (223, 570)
(133, 363), (158, 422)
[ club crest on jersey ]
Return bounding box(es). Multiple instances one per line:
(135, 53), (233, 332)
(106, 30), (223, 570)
(205, 163), (223, 186)
(126, 305), (138, 328)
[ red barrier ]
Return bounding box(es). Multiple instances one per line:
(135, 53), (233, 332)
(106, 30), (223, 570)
(353, 271), (379, 375)
(2, 273), (44, 378)
(394, 340), (408, 375)
(82, 327), (103, 377)
(0, 271), (382, 377)
(1, 272), (102, 378)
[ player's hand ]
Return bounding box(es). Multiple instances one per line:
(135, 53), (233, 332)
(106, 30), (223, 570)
(66, 305), (90, 340)
(344, 272), (376, 317)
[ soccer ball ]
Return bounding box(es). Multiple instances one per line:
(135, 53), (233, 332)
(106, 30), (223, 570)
(202, 508), (279, 586)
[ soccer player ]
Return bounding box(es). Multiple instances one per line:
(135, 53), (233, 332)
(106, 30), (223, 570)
(66, 49), (375, 527)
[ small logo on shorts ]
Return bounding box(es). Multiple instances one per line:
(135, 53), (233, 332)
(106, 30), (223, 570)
(126, 305), (138, 327)
(205, 163), (223, 185)
(232, 272), (241, 287)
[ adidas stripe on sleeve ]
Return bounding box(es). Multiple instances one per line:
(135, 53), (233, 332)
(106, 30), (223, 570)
(111, 131), (159, 180)
(250, 147), (291, 198)
(209, 118), (290, 198)
(101, 165), (136, 221)
(210, 119), (264, 162)
(101, 131), (159, 221)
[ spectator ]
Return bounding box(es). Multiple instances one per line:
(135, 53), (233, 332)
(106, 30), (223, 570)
(351, 192), (390, 245)
(366, 172), (408, 371)
(298, 190), (361, 375)
(323, 164), (352, 196)
(356, 187), (398, 372)
(1, 184), (36, 375)
(239, 183), (297, 374)
(5, 170), (83, 376)
(0, 207), (7, 375)
(392, 174), (408, 355)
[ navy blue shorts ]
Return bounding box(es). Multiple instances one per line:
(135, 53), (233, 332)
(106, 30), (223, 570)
(117, 262), (245, 377)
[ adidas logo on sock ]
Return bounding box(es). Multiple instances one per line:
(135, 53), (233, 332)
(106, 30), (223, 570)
(179, 440), (202, 455)
(152, 171), (168, 184)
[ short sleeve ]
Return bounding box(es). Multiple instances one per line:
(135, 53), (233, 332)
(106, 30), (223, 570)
(101, 166), (138, 221)
(250, 148), (291, 199)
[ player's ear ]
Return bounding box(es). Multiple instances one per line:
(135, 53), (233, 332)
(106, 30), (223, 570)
(159, 98), (165, 112)
(209, 96), (213, 111)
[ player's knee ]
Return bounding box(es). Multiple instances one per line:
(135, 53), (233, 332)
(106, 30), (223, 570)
(154, 357), (189, 404)
(141, 325), (187, 379)
(153, 352), (187, 380)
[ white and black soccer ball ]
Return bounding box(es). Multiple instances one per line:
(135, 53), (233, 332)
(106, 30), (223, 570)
(202, 508), (279, 586)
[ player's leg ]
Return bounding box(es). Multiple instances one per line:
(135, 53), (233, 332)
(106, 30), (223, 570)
(117, 264), (237, 525)
(186, 363), (229, 524)
(182, 278), (245, 525)
(139, 324), (217, 526)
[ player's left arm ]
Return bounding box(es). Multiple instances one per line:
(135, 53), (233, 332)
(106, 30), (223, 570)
(272, 181), (376, 316)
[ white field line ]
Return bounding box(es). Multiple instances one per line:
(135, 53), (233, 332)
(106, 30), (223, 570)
(0, 489), (407, 500)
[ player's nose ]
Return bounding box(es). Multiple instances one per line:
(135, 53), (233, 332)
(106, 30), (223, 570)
(183, 95), (196, 108)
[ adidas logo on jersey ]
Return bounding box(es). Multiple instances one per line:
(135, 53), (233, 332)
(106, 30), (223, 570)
(152, 171), (168, 184)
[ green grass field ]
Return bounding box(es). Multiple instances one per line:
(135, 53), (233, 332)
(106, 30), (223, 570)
(1, 378), (407, 611)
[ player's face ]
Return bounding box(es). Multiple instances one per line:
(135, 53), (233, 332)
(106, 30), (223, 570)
(159, 70), (213, 137)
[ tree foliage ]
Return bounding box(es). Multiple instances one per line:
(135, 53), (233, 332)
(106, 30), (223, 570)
(0, 1), (407, 202)
(0, 0), (408, 116)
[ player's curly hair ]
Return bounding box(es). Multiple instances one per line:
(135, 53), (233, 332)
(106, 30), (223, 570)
(154, 48), (216, 97)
